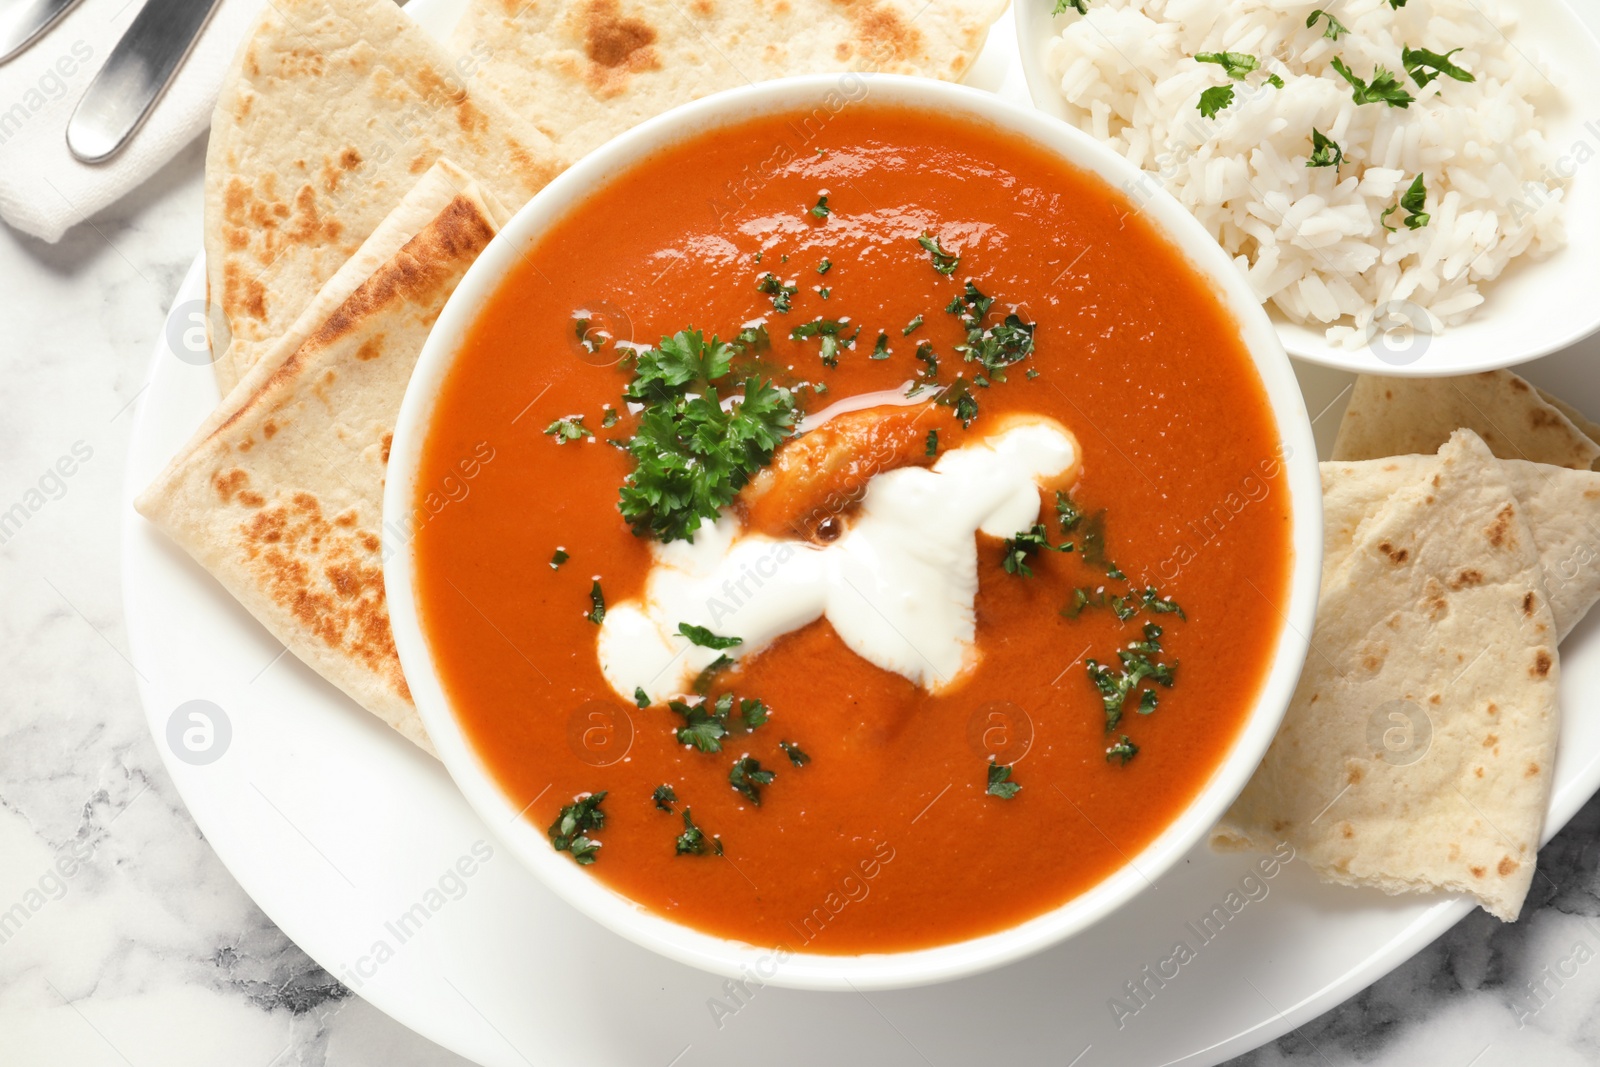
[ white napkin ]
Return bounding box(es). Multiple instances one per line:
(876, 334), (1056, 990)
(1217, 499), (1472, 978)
(0, 0), (264, 242)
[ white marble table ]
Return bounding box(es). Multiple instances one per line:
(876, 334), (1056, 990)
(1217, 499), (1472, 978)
(5, 127), (1600, 1067)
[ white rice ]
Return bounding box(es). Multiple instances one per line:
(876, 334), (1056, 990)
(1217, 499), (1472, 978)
(1042, 0), (1567, 346)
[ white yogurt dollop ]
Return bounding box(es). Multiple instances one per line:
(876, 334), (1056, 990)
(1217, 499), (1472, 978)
(597, 417), (1078, 702)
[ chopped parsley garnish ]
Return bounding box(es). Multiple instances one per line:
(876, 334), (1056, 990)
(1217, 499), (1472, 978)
(903, 314), (924, 336)
(986, 762), (1021, 799)
(819, 287), (831, 300)
(936, 378), (979, 428)
(1056, 491), (1083, 531)
(544, 416), (591, 443)
(1198, 85), (1234, 118)
(548, 792), (606, 864)
(586, 580), (606, 624)
(1329, 57), (1414, 108)
(693, 655), (734, 694)
(729, 756), (775, 805)
(780, 740), (810, 766)
(810, 195), (831, 219)
(1026, 368), (1040, 380)
(1109, 586), (1186, 621)
(1390, 0), (1407, 6)
(1195, 51), (1260, 79)
(925, 429), (939, 457)
(669, 696), (728, 752)
(1078, 509), (1124, 578)
(1382, 174), (1430, 231)
(1106, 735), (1139, 765)
(667, 692), (768, 751)
(790, 317), (861, 367)
(550, 548), (569, 569)
(617, 329), (797, 542)
(870, 332), (891, 360)
(817, 258), (832, 275)
(757, 273), (798, 313)
(1062, 586), (1107, 619)
(947, 281), (1036, 382)
(917, 233), (960, 275)
(675, 807), (722, 855)
(1001, 523), (1071, 577)
(915, 340), (938, 379)
(1305, 9), (1347, 39)
(600, 407), (620, 429)
(634, 686), (650, 709)
(1052, 0), (1087, 13)
(1402, 46), (1474, 88)
(1087, 622), (1176, 733)
(652, 784), (677, 812)
(678, 623), (743, 650)
(1307, 128), (1344, 169)
(736, 324), (771, 352)
(741, 697), (771, 728)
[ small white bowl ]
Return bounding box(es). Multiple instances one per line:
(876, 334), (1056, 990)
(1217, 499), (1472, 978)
(1014, 0), (1600, 376)
(384, 74), (1323, 991)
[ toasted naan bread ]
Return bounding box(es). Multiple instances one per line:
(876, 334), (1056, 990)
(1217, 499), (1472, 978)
(1332, 371), (1600, 471)
(140, 164), (507, 753)
(205, 0), (564, 394)
(1216, 431), (1561, 920)
(450, 0), (1008, 160)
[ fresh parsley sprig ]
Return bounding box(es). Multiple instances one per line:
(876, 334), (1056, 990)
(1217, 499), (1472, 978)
(986, 762), (1021, 799)
(675, 807), (723, 855)
(1086, 622), (1176, 733)
(1330, 57), (1414, 108)
(729, 756), (775, 805)
(1402, 46), (1474, 88)
(679, 623), (743, 650)
(548, 792), (607, 864)
(1381, 174), (1430, 231)
(1307, 128), (1344, 169)
(1306, 9), (1347, 39)
(1002, 523), (1072, 577)
(918, 233), (960, 275)
(617, 330), (797, 543)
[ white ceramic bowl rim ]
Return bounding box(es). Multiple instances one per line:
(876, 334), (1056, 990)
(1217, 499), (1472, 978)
(383, 73), (1324, 992)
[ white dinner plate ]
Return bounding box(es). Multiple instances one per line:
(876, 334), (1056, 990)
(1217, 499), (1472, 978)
(122, 7), (1600, 1066)
(1013, 0), (1600, 376)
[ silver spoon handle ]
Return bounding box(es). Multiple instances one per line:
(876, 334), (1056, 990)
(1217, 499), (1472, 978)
(65, 0), (221, 163)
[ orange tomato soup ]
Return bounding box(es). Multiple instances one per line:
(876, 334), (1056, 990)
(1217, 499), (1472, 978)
(413, 103), (1293, 954)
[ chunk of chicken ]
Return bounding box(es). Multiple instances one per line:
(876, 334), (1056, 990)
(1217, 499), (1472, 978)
(740, 403), (962, 539)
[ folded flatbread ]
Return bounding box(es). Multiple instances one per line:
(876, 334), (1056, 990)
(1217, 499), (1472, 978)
(450, 0), (1008, 160)
(1332, 371), (1600, 471)
(139, 163), (507, 753)
(205, 0), (564, 394)
(1322, 454), (1600, 640)
(1215, 430), (1561, 920)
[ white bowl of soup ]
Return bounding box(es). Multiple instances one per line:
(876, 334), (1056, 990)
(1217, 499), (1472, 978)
(384, 73), (1323, 991)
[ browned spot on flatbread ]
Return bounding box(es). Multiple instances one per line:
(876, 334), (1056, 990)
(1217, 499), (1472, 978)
(263, 420), (279, 439)
(1530, 408), (1562, 429)
(341, 148), (361, 170)
(580, 0), (661, 94)
(381, 432), (394, 464)
(214, 468), (249, 503)
(1378, 541), (1408, 564)
(1484, 733), (1498, 747)
(1485, 503), (1517, 549)
(1470, 865), (1485, 878)
(223, 261), (267, 324)
(1522, 591), (1536, 616)
(1347, 766), (1363, 785)
(1487, 702), (1499, 716)
(1533, 650), (1552, 678)
(239, 491), (408, 700)
(853, 2), (925, 65)
(1527, 762), (1541, 777)
(1498, 856), (1518, 876)
(1474, 767), (1483, 778)
(238, 490), (265, 508)
(355, 336), (384, 361)
(1341, 823), (1354, 839)
(1450, 569), (1484, 589)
